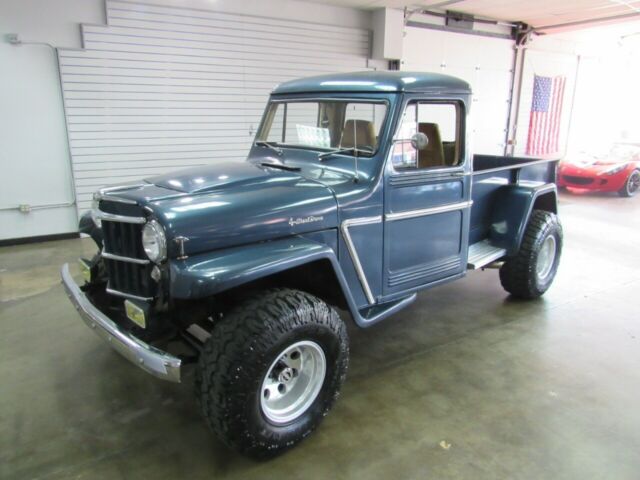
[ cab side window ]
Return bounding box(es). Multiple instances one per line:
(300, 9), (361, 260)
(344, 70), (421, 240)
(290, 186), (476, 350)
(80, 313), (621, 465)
(392, 102), (462, 170)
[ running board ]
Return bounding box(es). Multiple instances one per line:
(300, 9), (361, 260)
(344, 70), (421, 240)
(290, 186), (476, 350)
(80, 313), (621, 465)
(467, 240), (507, 270)
(358, 294), (417, 326)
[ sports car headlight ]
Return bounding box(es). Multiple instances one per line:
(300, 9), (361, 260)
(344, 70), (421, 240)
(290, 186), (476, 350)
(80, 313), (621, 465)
(142, 220), (167, 263)
(604, 164), (627, 175)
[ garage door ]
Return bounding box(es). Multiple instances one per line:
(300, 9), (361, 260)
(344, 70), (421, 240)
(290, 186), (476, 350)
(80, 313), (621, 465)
(58, 0), (372, 211)
(401, 27), (515, 155)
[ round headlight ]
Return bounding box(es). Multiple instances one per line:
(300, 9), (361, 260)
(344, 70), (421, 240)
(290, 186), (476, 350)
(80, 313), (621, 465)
(142, 220), (167, 263)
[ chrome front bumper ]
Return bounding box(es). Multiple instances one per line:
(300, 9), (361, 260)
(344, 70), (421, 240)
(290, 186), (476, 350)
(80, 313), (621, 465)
(61, 263), (181, 382)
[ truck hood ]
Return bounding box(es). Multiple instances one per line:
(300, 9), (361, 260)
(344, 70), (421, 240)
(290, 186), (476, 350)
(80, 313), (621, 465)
(100, 161), (338, 257)
(149, 161), (280, 194)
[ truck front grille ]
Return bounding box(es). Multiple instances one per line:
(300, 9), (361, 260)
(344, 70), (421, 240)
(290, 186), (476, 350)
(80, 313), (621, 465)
(102, 220), (145, 259)
(103, 257), (155, 300)
(99, 200), (156, 300)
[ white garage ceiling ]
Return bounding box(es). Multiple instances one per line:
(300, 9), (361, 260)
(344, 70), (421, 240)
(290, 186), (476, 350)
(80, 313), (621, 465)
(304, 0), (640, 31)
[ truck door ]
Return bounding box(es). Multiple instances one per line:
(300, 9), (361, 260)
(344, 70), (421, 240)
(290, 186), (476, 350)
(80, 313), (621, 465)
(383, 99), (472, 297)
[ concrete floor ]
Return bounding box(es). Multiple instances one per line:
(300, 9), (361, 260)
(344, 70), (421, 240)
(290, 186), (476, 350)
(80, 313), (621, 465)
(1, 191), (639, 480)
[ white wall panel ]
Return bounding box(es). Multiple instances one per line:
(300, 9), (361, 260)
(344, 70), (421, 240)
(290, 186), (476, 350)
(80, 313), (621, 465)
(0, 0), (104, 240)
(0, 44), (79, 240)
(401, 27), (515, 155)
(58, 0), (372, 210)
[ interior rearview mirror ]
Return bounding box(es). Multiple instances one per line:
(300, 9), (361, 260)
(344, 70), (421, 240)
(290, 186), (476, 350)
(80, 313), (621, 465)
(411, 132), (429, 150)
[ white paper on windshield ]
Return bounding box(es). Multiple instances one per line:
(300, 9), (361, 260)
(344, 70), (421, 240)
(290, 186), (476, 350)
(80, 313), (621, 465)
(296, 125), (331, 148)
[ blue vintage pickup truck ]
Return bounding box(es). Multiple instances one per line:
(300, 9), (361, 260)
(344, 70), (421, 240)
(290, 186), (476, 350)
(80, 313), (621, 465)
(61, 71), (562, 458)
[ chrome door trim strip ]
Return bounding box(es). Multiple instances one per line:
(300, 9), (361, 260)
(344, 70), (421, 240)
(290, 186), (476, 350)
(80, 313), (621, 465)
(106, 285), (153, 302)
(385, 200), (473, 222)
(340, 215), (382, 305)
(97, 211), (146, 224)
(102, 250), (150, 265)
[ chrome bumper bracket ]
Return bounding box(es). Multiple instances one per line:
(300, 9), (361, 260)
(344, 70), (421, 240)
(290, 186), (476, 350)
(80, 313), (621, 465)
(61, 263), (181, 382)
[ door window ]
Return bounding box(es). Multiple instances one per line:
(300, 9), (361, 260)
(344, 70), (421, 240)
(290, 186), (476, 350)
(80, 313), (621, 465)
(391, 102), (462, 170)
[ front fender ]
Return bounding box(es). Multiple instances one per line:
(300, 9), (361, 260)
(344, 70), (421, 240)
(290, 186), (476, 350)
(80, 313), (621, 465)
(78, 210), (103, 248)
(489, 183), (557, 255)
(169, 236), (361, 316)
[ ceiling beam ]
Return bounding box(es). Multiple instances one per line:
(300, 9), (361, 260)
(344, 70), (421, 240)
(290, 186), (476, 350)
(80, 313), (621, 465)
(536, 10), (640, 31)
(421, 0), (464, 8)
(405, 19), (514, 40)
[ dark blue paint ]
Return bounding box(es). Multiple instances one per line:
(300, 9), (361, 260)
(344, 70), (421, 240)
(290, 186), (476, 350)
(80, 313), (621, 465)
(488, 184), (557, 255)
(381, 91), (473, 298)
(272, 71), (471, 95)
(95, 71), (559, 327)
(170, 236), (336, 299)
(149, 161), (274, 194)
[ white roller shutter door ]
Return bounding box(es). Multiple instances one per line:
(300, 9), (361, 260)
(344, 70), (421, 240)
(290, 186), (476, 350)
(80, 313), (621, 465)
(58, 0), (372, 210)
(401, 27), (515, 155)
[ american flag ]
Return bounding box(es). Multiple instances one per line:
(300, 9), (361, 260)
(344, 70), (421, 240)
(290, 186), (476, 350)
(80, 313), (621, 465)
(526, 75), (566, 156)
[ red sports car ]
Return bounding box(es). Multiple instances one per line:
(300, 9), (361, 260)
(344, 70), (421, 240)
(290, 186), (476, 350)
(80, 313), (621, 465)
(558, 144), (640, 197)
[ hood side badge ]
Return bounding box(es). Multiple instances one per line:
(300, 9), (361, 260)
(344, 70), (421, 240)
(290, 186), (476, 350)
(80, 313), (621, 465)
(288, 216), (324, 227)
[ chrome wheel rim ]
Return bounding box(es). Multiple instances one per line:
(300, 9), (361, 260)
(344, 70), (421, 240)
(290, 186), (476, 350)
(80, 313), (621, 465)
(536, 235), (557, 280)
(628, 171), (640, 195)
(260, 340), (326, 425)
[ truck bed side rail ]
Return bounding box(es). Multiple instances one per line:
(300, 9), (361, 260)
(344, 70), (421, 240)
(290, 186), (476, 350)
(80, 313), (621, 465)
(473, 154), (560, 174)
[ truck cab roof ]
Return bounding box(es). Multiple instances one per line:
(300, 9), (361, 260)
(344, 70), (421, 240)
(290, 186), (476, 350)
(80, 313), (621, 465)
(272, 71), (472, 95)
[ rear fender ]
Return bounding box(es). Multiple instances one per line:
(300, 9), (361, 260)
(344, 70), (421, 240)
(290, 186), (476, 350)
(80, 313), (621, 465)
(489, 183), (557, 255)
(169, 235), (363, 324)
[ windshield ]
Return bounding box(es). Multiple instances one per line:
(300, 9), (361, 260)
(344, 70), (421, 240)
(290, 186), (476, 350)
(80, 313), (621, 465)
(256, 100), (388, 156)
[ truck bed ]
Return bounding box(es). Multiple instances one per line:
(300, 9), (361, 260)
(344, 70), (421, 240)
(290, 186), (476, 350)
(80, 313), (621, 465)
(468, 154), (559, 267)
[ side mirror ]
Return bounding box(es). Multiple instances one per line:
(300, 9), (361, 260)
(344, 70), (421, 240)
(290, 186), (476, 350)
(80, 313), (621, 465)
(411, 132), (429, 150)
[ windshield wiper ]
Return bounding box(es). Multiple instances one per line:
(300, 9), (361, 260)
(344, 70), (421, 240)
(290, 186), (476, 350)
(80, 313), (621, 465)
(318, 147), (374, 161)
(260, 161), (300, 172)
(255, 140), (284, 156)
